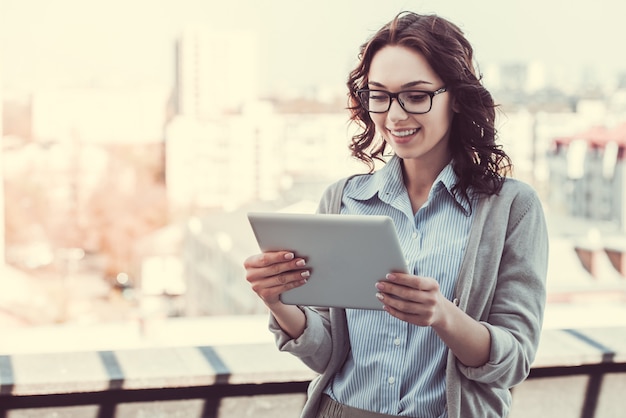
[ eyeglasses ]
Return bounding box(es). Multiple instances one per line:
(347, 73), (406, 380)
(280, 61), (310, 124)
(356, 87), (447, 114)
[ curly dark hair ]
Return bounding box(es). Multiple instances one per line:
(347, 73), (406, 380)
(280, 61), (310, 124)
(347, 11), (512, 199)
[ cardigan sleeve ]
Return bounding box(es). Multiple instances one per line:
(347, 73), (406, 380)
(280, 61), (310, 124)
(457, 184), (549, 387)
(268, 306), (333, 374)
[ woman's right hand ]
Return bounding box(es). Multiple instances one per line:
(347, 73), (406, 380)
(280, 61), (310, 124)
(243, 251), (310, 307)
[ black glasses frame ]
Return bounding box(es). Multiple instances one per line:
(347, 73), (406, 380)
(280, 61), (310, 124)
(356, 87), (448, 114)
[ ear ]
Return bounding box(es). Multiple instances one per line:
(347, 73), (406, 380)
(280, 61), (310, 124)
(451, 97), (461, 113)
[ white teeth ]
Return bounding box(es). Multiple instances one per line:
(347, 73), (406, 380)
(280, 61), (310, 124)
(390, 128), (418, 137)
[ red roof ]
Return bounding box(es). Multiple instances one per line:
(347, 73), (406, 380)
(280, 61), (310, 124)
(554, 122), (626, 148)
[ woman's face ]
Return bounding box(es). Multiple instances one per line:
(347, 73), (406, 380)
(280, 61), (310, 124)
(367, 45), (456, 167)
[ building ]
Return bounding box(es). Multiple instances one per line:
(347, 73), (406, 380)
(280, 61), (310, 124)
(165, 102), (284, 213)
(174, 27), (259, 119)
(168, 27), (275, 214)
(281, 112), (363, 183)
(165, 100), (363, 214)
(0, 66), (5, 264)
(549, 122), (626, 227)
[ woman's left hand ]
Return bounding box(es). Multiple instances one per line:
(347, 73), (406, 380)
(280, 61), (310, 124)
(377, 273), (491, 367)
(375, 272), (447, 327)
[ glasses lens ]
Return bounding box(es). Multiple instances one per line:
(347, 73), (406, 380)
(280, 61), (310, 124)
(398, 91), (432, 113)
(359, 90), (390, 113)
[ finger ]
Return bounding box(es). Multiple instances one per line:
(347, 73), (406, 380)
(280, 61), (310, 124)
(377, 290), (421, 313)
(246, 253), (308, 285)
(382, 304), (432, 326)
(385, 273), (439, 291)
(377, 290), (437, 325)
(253, 271), (310, 303)
(245, 254), (307, 283)
(273, 269), (310, 286)
(243, 251), (295, 269)
(376, 281), (420, 303)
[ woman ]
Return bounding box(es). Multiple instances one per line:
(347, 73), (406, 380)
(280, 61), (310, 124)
(244, 11), (548, 418)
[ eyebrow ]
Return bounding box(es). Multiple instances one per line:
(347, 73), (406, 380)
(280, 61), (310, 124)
(368, 80), (434, 89)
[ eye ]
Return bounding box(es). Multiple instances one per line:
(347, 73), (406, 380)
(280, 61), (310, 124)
(403, 92), (429, 104)
(369, 92), (389, 102)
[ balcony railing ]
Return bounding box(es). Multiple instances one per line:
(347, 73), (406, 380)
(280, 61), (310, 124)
(1, 322), (625, 418)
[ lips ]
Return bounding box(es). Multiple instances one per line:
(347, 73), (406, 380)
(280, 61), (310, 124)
(387, 127), (420, 144)
(389, 128), (418, 137)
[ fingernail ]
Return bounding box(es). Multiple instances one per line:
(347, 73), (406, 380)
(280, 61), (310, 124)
(376, 293), (384, 301)
(301, 270), (310, 278)
(375, 282), (384, 290)
(386, 273), (396, 281)
(284, 253), (294, 260)
(296, 259), (306, 267)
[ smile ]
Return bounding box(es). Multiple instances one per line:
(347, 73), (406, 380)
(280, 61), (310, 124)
(389, 128), (418, 137)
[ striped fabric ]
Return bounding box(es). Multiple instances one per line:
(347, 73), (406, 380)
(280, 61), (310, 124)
(325, 156), (475, 418)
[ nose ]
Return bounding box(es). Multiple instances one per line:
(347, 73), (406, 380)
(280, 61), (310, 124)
(387, 97), (408, 122)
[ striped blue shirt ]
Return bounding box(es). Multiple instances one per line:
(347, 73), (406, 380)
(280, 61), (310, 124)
(325, 156), (475, 417)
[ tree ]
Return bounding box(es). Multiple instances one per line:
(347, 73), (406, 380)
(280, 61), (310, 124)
(81, 143), (168, 285)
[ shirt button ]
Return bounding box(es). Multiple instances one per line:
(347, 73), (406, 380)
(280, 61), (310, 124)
(388, 376), (395, 385)
(412, 232), (418, 239)
(393, 338), (401, 346)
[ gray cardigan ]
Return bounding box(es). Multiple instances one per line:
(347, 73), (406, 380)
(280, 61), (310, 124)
(269, 176), (549, 418)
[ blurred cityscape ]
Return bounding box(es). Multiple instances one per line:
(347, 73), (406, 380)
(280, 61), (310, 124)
(2, 26), (626, 340)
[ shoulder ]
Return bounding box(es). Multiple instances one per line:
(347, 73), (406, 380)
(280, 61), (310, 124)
(481, 177), (541, 208)
(324, 173), (373, 197)
(317, 174), (371, 214)
(343, 173), (375, 195)
(499, 177), (539, 199)
(483, 178), (546, 228)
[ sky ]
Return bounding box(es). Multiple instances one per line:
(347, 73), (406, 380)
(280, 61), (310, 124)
(1, 0), (625, 95)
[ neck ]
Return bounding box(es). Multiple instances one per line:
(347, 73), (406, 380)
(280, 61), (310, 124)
(400, 156), (451, 214)
(401, 156), (451, 193)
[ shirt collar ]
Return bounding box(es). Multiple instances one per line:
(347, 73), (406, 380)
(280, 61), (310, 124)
(344, 155), (472, 215)
(434, 163), (472, 215)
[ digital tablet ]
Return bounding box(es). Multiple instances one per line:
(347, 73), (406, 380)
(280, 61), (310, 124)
(247, 212), (408, 310)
